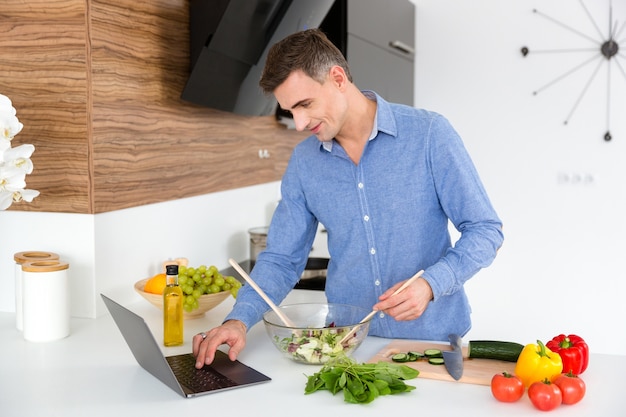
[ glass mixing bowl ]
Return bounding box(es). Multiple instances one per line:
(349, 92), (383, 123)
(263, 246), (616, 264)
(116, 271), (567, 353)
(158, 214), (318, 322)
(262, 303), (372, 364)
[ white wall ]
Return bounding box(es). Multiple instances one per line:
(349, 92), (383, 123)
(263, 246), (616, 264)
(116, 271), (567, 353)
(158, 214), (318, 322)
(1, 212), (96, 316)
(414, 0), (626, 354)
(0, 182), (281, 317)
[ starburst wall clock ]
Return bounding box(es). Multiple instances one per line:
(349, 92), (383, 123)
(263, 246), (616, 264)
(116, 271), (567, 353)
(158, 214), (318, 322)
(520, 0), (625, 141)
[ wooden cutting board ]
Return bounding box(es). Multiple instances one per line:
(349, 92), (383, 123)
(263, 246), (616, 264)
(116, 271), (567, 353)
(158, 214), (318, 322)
(367, 340), (516, 385)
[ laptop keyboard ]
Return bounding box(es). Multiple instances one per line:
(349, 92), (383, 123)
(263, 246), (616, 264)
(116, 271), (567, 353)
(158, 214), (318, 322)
(167, 354), (237, 392)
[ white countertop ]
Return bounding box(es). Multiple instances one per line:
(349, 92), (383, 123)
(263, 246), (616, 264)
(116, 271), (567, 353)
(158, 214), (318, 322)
(1, 289), (624, 416)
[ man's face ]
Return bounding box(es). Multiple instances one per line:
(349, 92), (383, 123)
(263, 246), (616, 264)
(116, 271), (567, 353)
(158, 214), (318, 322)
(274, 69), (347, 142)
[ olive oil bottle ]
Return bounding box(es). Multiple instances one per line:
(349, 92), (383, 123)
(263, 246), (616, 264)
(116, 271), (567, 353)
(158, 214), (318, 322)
(163, 264), (183, 346)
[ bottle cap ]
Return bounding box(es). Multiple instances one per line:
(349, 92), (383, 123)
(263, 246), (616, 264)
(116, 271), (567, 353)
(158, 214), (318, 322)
(166, 264), (179, 275)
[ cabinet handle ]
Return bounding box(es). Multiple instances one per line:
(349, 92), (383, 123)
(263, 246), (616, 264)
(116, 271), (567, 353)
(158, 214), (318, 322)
(388, 40), (415, 55)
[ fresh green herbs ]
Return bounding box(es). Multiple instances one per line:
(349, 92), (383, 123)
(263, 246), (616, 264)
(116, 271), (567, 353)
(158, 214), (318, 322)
(304, 356), (419, 404)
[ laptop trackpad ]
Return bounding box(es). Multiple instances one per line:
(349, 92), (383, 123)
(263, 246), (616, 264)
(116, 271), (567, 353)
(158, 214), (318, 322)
(210, 350), (270, 384)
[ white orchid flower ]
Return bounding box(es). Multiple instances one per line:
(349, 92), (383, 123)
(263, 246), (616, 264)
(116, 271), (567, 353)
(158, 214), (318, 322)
(0, 94), (23, 140)
(0, 169), (27, 191)
(0, 190), (14, 210)
(0, 94), (15, 113)
(0, 115), (24, 141)
(14, 188), (40, 202)
(0, 166), (38, 210)
(2, 143), (35, 174)
(0, 137), (9, 154)
(0, 93), (39, 210)
(0, 188), (39, 210)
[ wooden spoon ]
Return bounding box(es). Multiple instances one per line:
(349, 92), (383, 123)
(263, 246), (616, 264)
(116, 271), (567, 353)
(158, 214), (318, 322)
(338, 269), (425, 346)
(228, 258), (296, 327)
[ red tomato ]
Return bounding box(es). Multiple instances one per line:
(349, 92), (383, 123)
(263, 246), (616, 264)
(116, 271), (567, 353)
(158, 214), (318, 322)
(554, 372), (586, 405)
(528, 379), (563, 411)
(490, 372), (524, 402)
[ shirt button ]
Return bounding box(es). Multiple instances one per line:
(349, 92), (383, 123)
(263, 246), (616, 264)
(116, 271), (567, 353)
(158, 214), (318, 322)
(374, 280), (380, 286)
(363, 215), (369, 221)
(378, 312), (385, 319)
(358, 182), (364, 189)
(370, 248), (376, 255)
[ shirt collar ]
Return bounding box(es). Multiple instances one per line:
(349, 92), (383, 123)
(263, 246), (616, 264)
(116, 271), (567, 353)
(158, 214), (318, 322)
(321, 90), (397, 153)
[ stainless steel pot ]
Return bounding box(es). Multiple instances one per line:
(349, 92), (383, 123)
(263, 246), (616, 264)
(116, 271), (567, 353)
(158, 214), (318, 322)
(248, 226), (269, 262)
(248, 227), (328, 280)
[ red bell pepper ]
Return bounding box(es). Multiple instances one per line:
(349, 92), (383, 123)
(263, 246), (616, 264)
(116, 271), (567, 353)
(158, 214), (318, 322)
(546, 334), (589, 375)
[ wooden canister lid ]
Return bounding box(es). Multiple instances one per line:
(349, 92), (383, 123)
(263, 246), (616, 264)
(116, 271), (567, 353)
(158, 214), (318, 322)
(14, 251), (60, 264)
(21, 260), (69, 273)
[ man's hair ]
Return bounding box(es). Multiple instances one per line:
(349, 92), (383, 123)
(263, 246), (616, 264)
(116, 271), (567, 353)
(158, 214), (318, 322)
(259, 28), (352, 94)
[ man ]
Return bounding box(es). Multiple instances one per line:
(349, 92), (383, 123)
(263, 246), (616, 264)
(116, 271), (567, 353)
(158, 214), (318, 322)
(193, 29), (503, 368)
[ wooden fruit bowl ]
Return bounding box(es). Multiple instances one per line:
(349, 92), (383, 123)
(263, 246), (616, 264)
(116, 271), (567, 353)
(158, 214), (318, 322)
(134, 278), (231, 320)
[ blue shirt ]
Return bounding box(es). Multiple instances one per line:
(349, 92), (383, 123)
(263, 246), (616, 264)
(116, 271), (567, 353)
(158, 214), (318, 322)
(225, 92), (503, 341)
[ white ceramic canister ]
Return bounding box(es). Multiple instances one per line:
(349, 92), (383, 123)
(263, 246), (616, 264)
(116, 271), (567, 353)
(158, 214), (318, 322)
(14, 251), (60, 331)
(21, 260), (70, 342)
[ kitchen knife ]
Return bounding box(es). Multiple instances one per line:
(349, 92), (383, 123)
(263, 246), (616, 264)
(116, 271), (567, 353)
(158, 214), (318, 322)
(442, 333), (464, 381)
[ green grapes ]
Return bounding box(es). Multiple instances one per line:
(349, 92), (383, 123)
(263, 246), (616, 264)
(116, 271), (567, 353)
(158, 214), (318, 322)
(177, 264), (242, 313)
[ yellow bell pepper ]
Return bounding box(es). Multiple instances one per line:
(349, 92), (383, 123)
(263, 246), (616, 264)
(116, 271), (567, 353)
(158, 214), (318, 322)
(514, 340), (563, 387)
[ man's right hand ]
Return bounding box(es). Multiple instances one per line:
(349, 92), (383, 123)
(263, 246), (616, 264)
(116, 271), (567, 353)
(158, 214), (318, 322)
(192, 319), (247, 368)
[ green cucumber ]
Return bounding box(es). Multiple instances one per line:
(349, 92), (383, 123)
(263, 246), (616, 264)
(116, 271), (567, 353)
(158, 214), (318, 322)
(391, 353), (411, 362)
(407, 351), (425, 361)
(424, 349), (443, 358)
(428, 357), (445, 365)
(468, 340), (524, 362)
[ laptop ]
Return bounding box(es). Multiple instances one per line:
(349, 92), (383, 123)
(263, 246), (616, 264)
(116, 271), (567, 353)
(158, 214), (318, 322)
(101, 293), (271, 398)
